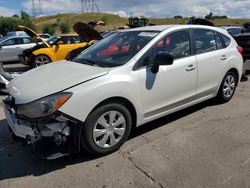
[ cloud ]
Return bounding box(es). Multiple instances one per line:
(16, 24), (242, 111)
(0, 6), (17, 16)
(19, 0), (250, 18)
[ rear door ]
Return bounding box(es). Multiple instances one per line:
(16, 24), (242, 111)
(193, 29), (226, 96)
(0, 38), (23, 61)
(21, 37), (36, 49)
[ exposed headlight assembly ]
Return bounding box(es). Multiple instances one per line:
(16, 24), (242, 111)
(17, 92), (72, 119)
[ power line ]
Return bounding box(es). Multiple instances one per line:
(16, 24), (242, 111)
(81, 0), (99, 13)
(32, 0), (43, 17)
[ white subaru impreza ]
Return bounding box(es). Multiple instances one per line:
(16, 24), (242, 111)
(3, 25), (243, 157)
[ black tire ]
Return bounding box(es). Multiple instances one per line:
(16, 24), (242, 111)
(32, 55), (51, 68)
(82, 103), (132, 155)
(216, 71), (237, 103)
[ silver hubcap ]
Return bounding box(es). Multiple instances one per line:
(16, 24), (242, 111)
(93, 111), (126, 149)
(223, 75), (235, 98)
(35, 56), (50, 67)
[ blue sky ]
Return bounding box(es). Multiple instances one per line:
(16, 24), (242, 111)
(1, 0), (250, 18)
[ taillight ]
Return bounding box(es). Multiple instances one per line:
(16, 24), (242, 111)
(237, 46), (244, 55)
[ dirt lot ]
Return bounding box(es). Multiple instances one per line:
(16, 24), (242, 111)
(0, 63), (250, 188)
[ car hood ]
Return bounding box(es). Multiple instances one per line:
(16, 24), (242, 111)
(18, 25), (51, 48)
(7, 61), (110, 104)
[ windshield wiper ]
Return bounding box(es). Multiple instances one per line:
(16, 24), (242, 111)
(73, 58), (98, 66)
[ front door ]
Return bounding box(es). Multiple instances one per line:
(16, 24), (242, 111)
(138, 30), (198, 120)
(0, 38), (23, 61)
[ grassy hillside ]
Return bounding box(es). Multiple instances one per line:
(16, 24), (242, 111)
(33, 12), (250, 34)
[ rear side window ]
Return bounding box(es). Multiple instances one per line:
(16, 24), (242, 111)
(221, 34), (231, 47)
(193, 29), (217, 54)
(23, 38), (32, 44)
(213, 32), (223, 50)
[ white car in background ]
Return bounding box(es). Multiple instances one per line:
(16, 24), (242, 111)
(6, 31), (28, 37)
(0, 36), (36, 62)
(4, 25), (243, 158)
(38, 33), (52, 41)
(220, 26), (244, 37)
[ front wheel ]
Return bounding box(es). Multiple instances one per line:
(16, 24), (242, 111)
(82, 103), (132, 155)
(216, 71), (237, 103)
(33, 55), (51, 68)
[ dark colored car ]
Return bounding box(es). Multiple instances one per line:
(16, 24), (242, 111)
(234, 33), (250, 61)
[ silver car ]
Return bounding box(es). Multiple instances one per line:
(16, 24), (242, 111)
(0, 36), (36, 62)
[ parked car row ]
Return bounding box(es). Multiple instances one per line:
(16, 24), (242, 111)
(3, 25), (243, 159)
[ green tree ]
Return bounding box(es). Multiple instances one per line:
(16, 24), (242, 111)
(205, 12), (213, 20)
(42, 24), (55, 35)
(60, 21), (70, 33)
(12, 14), (19, 18)
(174, 15), (183, 19)
(0, 14), (35, 36)
(21, 11), (30, 20)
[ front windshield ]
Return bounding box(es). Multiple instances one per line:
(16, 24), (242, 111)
(0, 37), (7, 43)
(74, 30), (159, 67)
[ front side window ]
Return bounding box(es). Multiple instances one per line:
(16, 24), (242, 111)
(154, 30), (191, 59)
(139, 30), (191, 68)
(74, 30), (159, 67)
(193, 29), (217, 54)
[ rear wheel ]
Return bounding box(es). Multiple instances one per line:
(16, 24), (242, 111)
(33, 55), (51, 68)
(216, 71), (237, 103)
(82, 103), (132, 155)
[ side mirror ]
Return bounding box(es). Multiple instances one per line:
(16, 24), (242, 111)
(151, 52), (174, 74)
(57, 41), (64, 45)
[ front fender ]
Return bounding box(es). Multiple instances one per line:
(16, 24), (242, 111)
(59, 71), (144, 126)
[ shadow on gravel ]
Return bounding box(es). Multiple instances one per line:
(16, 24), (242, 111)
(130, 99), (217, 139)
(0, 98), (219, 181)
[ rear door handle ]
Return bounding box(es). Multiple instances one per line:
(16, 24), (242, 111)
(186, 64), (196, 72)
(221, 55), (228, 61)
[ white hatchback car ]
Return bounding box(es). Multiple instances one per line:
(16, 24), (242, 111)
(4, 25), (243, 157)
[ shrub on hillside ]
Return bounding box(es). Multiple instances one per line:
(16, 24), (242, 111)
(42, 24), (55, 35)
(60, 21), (70, 33)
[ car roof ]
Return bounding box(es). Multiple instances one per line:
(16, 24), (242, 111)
(0, 36), (29, 40)
(128, 24), (227, 33)
(220, 26), (243, 29)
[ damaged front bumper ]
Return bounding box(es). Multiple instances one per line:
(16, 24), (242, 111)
(3, 96), (83, 159)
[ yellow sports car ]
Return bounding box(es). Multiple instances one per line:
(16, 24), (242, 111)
(18, 23), (103, 67)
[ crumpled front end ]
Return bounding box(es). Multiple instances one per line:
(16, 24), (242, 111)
(3, 96), (82, 159)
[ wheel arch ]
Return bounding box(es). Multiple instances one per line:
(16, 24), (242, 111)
(88, 96), (137, 130)
(227, 67), (239, 86)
